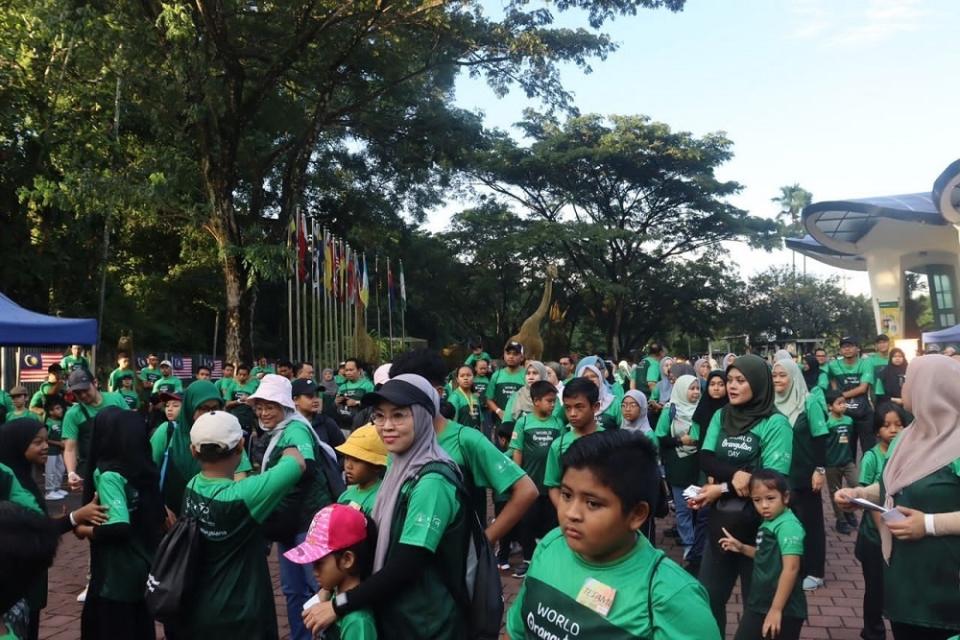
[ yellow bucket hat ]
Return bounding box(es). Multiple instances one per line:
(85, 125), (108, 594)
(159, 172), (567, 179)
(335, 424), (388, 467)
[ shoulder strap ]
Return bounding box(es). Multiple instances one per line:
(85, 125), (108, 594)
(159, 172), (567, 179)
(647, 552), (667, 635)
(159, 422), (177, 491)
(79, 403), (93, 423)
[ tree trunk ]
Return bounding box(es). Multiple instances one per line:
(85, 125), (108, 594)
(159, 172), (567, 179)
(609, 298), (624, 360)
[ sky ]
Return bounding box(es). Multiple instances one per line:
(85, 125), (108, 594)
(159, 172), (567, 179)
(426, 0), (960, 296)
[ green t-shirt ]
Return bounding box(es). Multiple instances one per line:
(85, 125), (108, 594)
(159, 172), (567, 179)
(464, 351), (491, 367)
(62, 392), (129, 473)
(826, 359), (875, 415)
(45, 418), (63, 455)
(337, 480), (381, 516)
(181, 457), (302, 639)
(0, 462), (43, 512)
(60, 354), (90, 372)
(857, 443), (889, 545)
(337, 378), (375, 404)
(7, 409), (39, 422)
(28, 382), (57, 409)
(437, 420), (526, 494)
(153, 375), (184, 395)
(747, 509), (806, 620)
(654, 410), (700, 487)
(473, 375), (491, 405)
(90, 470), (154, 602)
(633, 356), (662, 396)
(542, 425), (606, 489)
(328, 607), (378, 640)
(508, 412), (564, 492)
(250, 365), (276, 379)
(139, 367), (162, 386)
(447, 388), (481, 429)
(397, 472), (460, 551)
(224, 378), (259, 401)
(487, 367), (526, 411)
(506, 528), (720, 640)
(118, 388), (140, 410)
(825, 415), (854, 467)
(701, 410), (793, 475)
(107, 368), (137, 392)
(862, 352), (888, 396)
(215, 376), (235, 399)
(0, 390), (14, 419)
(788, 395), (830, 489)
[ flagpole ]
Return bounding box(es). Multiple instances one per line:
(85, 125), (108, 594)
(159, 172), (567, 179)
(294, 212), (302, 363)
(400, 259), (407, 351)
(322, 229), (330, 368)
(311, 219), (318, 366)
(287, 219), (294, 363)
(375, 253), (382, 340)
(387, 257), (395, 358)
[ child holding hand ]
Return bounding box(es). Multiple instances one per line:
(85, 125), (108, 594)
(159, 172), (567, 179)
(719, 470), (806, 640)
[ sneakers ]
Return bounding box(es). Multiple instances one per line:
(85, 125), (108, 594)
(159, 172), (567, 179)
(44, 491), (64, 501)
(802, 576), (825, 591)
(836, 518), (852, 535)
(76, 586), (88, 603)
(512, 562), (529, 579)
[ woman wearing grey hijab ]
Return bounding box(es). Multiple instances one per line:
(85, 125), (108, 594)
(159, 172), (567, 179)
(303, 374), (470, 639)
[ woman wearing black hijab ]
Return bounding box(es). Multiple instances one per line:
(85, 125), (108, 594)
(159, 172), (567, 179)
(0, 419), (106, 640)
(877, 347), (908, 407)
(76, 407), (164, 640)
(801, 354), (825, 393)
(687, 355), (794, 632)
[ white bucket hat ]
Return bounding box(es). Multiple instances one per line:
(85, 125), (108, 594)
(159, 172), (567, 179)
(246, 373), (296, 410)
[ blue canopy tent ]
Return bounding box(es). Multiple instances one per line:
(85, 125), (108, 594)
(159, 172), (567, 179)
(921, 324), (960, 347)
(0, 292), (97, 346)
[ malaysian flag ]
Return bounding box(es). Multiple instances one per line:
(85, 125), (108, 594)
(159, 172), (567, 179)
(211, 359), (223, 379)
(171, 355), (193, 380)
(20, 351), (63, 383)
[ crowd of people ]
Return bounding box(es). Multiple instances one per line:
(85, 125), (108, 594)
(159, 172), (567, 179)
(0, 335), (959, 640)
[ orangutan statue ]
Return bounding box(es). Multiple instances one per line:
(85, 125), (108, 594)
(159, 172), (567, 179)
(507, 264), (557, 362)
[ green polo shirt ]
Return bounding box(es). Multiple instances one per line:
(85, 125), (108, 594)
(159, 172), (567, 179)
(701, 410), (793, 475)
(747, 509), (806, 620)
(506, 528), (720, 639)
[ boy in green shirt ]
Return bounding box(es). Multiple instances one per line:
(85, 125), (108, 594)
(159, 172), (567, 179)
(138, 353), (162, 394)
(288, 504), (379, 640)
(544, 377), (605, 509)
(509, 380), (563, 573)
(43, 398), (68, 501)
(855, 402), (905, 640)
(824, 390), (857, 534)
(28, 365), (64, 419)
(215, 362), (235, 399)
(507, 429), (719, 640)
(826, 336), (875, 458)
(224, 363), (259, 433)
(180, 410), (305, 639)
(107, 352), (137, 392)
(335, 425), (387, 516)
(486, 342), (527, 426)
(6, 387), (39, 422)
(116, 372), (140, 411)
(60, 344), (90, 373)
(152, 360), (183, 395)
(463, 338), (491, 367)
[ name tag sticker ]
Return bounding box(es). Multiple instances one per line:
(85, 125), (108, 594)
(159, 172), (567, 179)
(576, 578), (616, 617)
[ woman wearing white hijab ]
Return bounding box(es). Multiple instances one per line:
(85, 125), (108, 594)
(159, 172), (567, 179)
(654, 374), (701, 560)
(772, 359), (829, 592)
(835, 355), (960, 639)
(578, 363), (621, 429)
(304, 374), (471, 639)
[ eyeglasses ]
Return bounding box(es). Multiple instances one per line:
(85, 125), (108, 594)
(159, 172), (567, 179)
(372, 408), (413, 426)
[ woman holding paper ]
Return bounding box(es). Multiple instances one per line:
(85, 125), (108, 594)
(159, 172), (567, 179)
(835, 355), (960, 640)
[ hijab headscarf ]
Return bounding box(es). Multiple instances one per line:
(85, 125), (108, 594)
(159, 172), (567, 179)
(581, 364), (615, 413)
(653, 356), (676, 403)
(721, 354), (776, 437)
(693, 358), (709, 383)
(321, 368), (338, 395)
(670, 375), (700, 458)
(511, 361), (548, 420)
(774, 349), (793, 363)
(692, 370), (728, 436)
(620, 390), (651, 433)
(773, 359), (808, 428)
(371, 375), (454, 570)
(722, 353), (737, 369)
(879, 348), (908, 399)
(83, 407), (164, 547)
(575, 356), (613, 395)
(880, 355), (960, 562)
(802, 354), (821, 391)
(0, 418), (45, 510)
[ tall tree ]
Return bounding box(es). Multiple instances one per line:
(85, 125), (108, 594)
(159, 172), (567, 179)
(772, 183), (813, 276)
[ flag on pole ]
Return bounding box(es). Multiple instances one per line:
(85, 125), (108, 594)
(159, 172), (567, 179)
(359, 255), (369, 308)
(399, 259), (407, 312)
(323, 231), (333, 292)
(347, 247), (356, 303)
(312, 222), (320, 292)
(387, 257), (394, 312)
(297, 213), (308, 283)
(333, 239), (342, 299)
(19, 351), (62, 383)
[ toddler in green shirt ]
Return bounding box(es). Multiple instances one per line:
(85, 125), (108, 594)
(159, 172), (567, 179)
(292, 504), (379, 640)
(824, 390), (857, 534)
(335, 425), (387, 516)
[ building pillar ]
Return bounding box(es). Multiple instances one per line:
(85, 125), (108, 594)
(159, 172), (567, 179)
(864, 251), (904, 338)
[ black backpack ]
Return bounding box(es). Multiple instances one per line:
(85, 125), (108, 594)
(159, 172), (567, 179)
(144, 488), (222, 623)
(413, 462), (503, 640)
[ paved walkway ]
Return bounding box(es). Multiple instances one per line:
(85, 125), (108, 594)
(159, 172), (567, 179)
(39, 491), (884, 639)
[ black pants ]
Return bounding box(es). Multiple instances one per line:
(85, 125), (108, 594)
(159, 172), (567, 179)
(791, 487), (825, 578)
(849, 409), (875, 461)
(855, 536), (886, 640)
(891, 622), (955, 640)
(494, 500), (515, 565)
(518, 494), (558, 561)
(734, 610), (804, 640)
(698, 534), (754, 633)
(80, 595), (155, 640)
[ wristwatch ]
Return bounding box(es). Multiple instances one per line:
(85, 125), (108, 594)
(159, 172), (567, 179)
(814, 467), (826, 475)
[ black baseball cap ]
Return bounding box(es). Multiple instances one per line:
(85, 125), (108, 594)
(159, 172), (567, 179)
(291, 378), (318, 397)
(67, 369), (95, 391)
(504, 341), (524, 354)
(839, 336), (859, 346)
(361, 374), (438, 415)
(158, 391), (182, 403)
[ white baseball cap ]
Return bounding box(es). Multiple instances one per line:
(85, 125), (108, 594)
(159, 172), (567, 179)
(246, 374), (296, 410)
(191, 411), (243, 450)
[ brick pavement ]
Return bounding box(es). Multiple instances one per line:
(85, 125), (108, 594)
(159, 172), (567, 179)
(39, 491), (886, 639)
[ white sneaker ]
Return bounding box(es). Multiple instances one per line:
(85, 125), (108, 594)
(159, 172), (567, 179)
(45, 491), (64, 501)
(802, 576), (824, 591)
(76, 586), (88, 603)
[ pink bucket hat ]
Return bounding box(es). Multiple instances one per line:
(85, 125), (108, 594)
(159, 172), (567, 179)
(283, 504), (369, 564)
(246, 374), (296, 410)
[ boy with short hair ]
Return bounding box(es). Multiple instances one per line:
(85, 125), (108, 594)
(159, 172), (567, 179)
(179, 411), (305, 639)
(117, 372), (141, 411)
(824, 390), (857, 534)
(509, 380), (563, 573)
(7, 386), (39, 421)
(215, 362), (235, 399)
(543, 377), (605, 509)
(291, 504), (378, 639)
(153, 360), (184, 395)
(335, 426), (387, 516)
(44, 398), (68, 500)
(506, 429), (719, 640)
